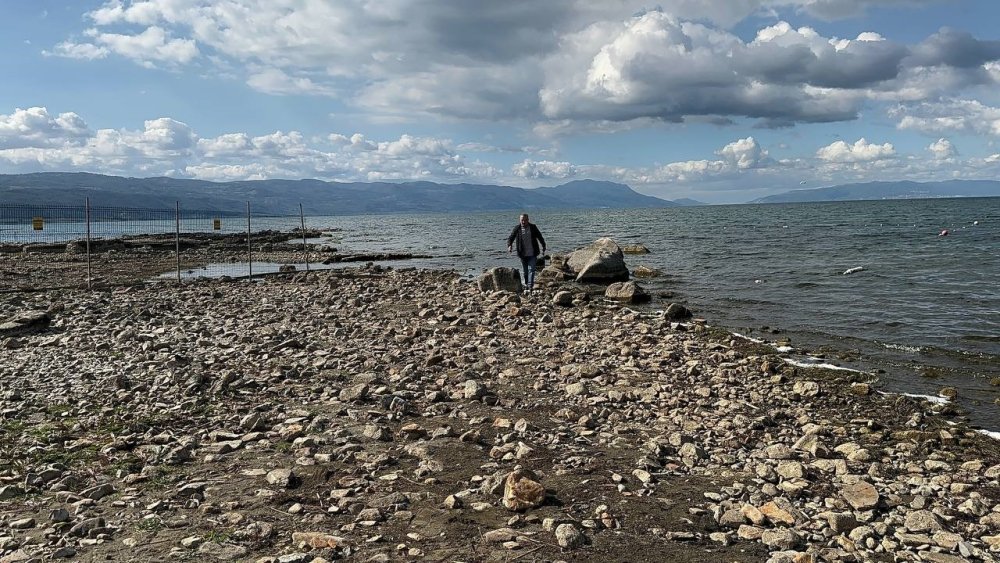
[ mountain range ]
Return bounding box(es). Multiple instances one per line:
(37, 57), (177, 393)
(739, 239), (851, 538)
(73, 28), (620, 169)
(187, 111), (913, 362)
(0, 173), (678, 215)
(2, 173), (998, 213)
(752, 180), (1000, 203)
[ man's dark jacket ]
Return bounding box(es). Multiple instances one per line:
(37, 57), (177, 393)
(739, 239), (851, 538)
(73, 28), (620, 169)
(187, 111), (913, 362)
(507, 223), (546, 257)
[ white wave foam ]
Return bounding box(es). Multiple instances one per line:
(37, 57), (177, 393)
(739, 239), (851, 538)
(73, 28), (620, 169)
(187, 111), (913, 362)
(783, 358), (868, 374)
(976, 429), (1000, 440)
(733, 332), (794, 353)
(877, 390), (949, 405)
(882, 342), (922, 352)
(732, 332), (764, 344)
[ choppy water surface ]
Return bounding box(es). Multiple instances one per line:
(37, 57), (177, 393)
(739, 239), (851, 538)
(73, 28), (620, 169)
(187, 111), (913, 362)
(313, 198), (1000, 430)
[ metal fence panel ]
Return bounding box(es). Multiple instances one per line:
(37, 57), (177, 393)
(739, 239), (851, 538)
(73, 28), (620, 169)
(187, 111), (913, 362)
(1, 202), (321, 291)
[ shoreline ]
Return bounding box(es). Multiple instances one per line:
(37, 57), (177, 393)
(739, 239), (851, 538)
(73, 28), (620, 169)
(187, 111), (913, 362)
(2, 264), (1000, 561)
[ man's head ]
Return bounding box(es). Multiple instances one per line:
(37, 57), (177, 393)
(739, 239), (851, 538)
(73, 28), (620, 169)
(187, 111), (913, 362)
(519, 214), (529, 226)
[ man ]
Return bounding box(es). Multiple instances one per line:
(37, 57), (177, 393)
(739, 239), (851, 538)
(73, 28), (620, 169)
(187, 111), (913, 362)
(506, 213), (546, 293)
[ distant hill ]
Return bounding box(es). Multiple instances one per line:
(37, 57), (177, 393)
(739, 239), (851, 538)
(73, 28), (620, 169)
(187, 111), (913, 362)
(0, 173), (677, 215)
(672, 198), (706, 207)
(752, 180), (1000, 204)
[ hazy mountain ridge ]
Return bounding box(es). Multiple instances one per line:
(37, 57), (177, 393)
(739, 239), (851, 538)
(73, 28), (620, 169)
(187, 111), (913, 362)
(752, 180), (1000, 203)
(0, 173), (677, 215)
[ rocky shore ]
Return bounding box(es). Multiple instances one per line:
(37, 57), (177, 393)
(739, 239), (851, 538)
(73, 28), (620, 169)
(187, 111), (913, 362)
(1, 261), (1000, 562)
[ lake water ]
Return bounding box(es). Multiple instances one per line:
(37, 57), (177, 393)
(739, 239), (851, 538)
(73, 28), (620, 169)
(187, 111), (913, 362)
(308, 198), (1000, 431)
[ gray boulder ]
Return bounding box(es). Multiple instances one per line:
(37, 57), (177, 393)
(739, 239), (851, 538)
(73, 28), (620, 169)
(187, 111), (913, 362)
(566, 238), (629, 283)
(0, 311), (51, 338)
(664, 303), (692, 320)
(604, 281), (650, 303)
(477, 267), (523, 293)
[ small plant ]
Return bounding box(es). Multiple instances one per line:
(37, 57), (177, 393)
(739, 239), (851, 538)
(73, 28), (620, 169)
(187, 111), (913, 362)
(204, 530), (231, 543)
(136, 517), (163, 533)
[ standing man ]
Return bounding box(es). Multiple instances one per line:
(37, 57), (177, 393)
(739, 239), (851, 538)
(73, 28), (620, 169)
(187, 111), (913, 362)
(507, 213), (546, 293)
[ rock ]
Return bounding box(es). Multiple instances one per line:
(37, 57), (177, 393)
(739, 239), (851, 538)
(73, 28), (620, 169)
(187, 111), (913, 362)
(760, 500), (797, 526)
(920, 554), (968, 563)
(340, 383), (369, 402)
(291, 532), (344, 548)
(566, 238), (629, 283)
(741, 504), (766, 525)
(0, 485), (23, 500)
(50, 547), (76, 559)
(69, 517), (106, 537)
(0, 311), (51, 337)
(482, 528), (518, 543)
(604, 281), (651, 304)
(621, 244), (650, 254)
(198, 542), (249, 560)
(502, 469), (546, 511)
(664, 303), (692, 320)
(477, 268), (523, 293)
(761, 528), (801, 549)
(825, 512), (858, 534)
(792, 381), (820, 397)
(554, 523), (585, 548)
(443, 495), (463, 509)
(81, 482), (115, 500)
(8, 518), (34, 530)
(632, 265), (660, 278)
(266, 468), (296, 488)
(841, 479), (879, 511)
(49, 508), (70, 523)
(904, 510), (942, 532)
(552, 291), (573, 306)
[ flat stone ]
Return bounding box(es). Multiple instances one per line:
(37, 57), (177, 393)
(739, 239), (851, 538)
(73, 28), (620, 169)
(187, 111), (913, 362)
(904, 510), (942, 532)
(841, 480), (879, 511)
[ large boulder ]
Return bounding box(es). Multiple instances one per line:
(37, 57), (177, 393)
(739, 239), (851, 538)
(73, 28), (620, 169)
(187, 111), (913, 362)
(566, 238), (629, 283)
(604, 281), (650, 304)
(0, 311), (51, 338)
(477, 267), (523, 293)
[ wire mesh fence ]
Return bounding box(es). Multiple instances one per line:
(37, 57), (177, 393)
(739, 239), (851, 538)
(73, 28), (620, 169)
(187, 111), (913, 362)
(0, 200), (324, 291)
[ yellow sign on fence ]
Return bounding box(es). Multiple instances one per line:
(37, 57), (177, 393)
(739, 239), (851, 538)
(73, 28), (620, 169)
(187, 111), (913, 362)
(32, 216), (44, 230)
(213, 218), (221, 230)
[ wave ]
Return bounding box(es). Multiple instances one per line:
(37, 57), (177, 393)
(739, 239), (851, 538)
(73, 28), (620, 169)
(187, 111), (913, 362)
(877, 390), (949, 405)
(881, 342), (923, 353)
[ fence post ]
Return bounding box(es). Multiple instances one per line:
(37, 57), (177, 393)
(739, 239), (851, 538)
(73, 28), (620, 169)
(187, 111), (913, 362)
(85, 198), (92, 290)
(300, 203), (309, 272)
(175, 201), (181, 284)
(247, 201), (252, 281)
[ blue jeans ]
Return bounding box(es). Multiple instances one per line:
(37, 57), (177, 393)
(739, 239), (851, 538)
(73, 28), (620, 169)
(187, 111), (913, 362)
(519, 255), (537, 289)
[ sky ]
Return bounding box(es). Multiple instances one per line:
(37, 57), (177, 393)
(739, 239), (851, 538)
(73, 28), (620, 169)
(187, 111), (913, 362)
(2, 1), (1000, 203)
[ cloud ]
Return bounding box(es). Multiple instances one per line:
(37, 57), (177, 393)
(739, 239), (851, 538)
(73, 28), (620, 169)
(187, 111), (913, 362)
(792, 0), (941, 20)
(892, 99), (1000, 136)
(816, 138), (895, 162)
(927, 138), (957, 159)
(538, 12), (948, 128)
(511, 160), (578, 179)
(47, 2), (1000, 130)
(0, 107), (92, 149)
(246, 68), (336, 96)
(717, 136), (770, 169)
(56, 26), (198, 67)
(6, 104), (1000, 202)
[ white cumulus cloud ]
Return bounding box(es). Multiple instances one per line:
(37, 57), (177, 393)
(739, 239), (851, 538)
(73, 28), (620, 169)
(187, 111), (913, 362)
(816, 138), (895, 162)
(927, 138), (957, 160)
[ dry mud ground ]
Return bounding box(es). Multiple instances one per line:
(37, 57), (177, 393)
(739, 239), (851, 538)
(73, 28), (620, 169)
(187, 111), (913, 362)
(1, 263), (999, 563)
